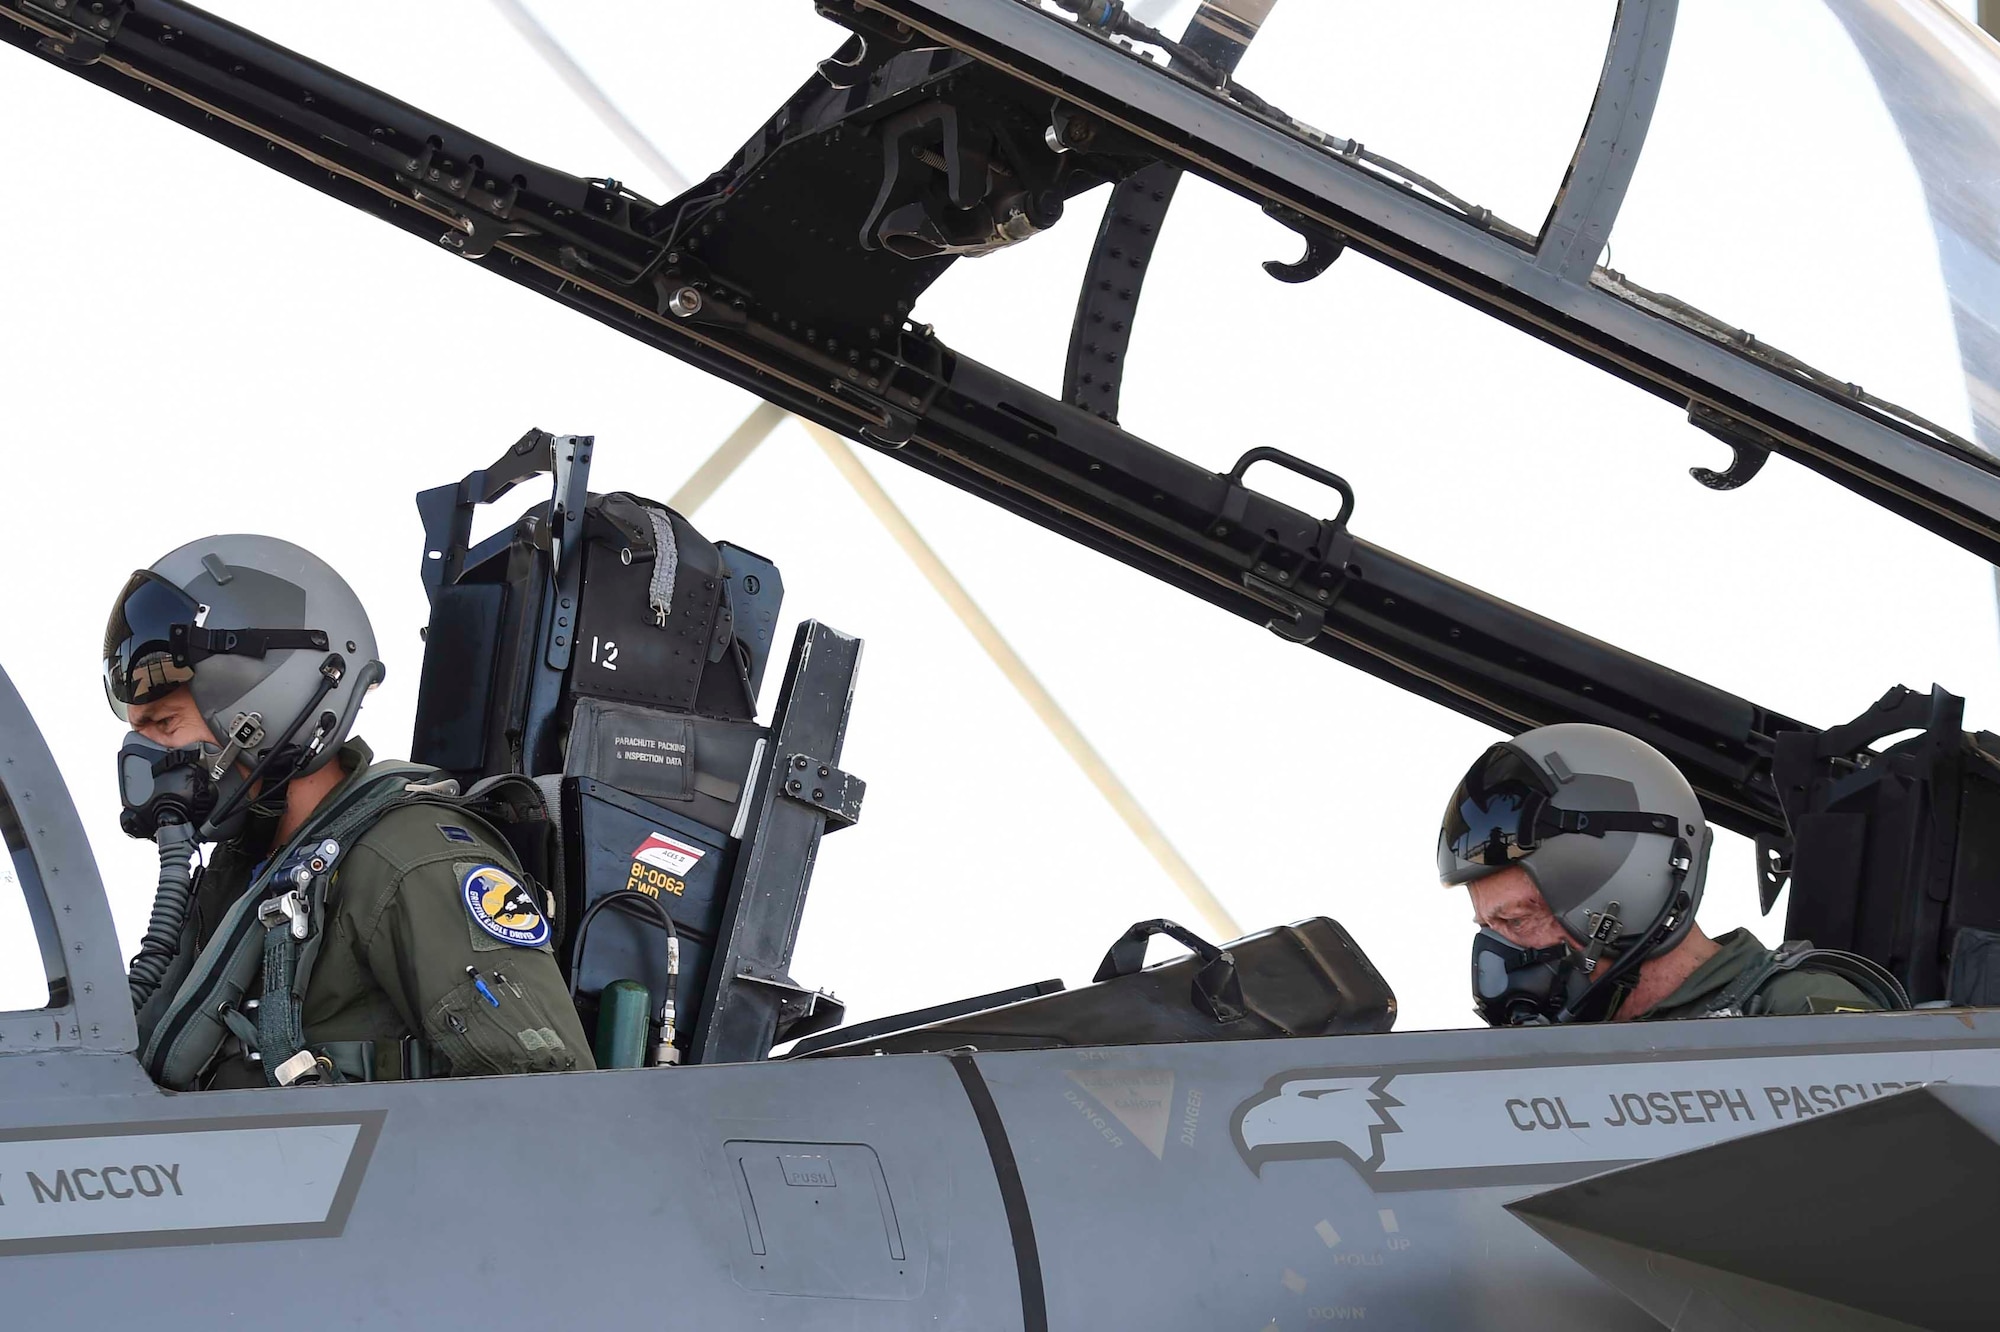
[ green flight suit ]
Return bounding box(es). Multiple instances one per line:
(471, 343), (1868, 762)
(1638, 928), (1880, 1020)
(191, 739), (594, 1087)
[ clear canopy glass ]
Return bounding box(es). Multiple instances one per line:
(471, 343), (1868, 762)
(1182, 0), (1615, 237)
(1825, 0), (2000, 454)
(1034, 0), (1616, 239)
(1607, 0), (2000, 455)
(1039, 0), (2000, 467)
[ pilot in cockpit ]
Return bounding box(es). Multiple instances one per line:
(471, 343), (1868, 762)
(104, 535), (594, 1089)
(1438, 724), (1903, 1025)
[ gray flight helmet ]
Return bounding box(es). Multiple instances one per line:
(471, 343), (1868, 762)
(1437, 723), (1709, 951)
(103, 535), (382, 777)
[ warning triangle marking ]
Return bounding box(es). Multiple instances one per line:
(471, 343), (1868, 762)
(1067, 1068), (1175, 1158)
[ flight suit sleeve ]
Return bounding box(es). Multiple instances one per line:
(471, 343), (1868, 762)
(336, 834), (597, 1076)
(1753, 967), (1882, 1016)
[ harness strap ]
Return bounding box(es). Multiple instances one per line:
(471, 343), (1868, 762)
(1708, 941), (1912, 1016)
(218, 1003), (260, 1051)
(140, 763), (439, 1090)
(258, 908), (309, 1084)
(147, 761), (561, 1089)
(314, 1037), (437, 1082)
(252, 774), (444, 1083)
(1704, 944), (1797, 1017)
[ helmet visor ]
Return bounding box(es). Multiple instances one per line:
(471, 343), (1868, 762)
(102, 570), (201, 719)
(1440, 742), (1557, 874)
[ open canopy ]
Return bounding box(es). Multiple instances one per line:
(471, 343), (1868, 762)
(4, 0), (1996, 860)
(881, 0), (2000, 554)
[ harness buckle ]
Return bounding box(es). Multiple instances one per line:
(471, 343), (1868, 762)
(294, 837), (341, 883)
(271, 1049), (332, 1087)
(257, 888), (311, 940)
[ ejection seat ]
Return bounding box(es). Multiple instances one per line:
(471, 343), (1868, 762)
(412, 431), (856, 1069)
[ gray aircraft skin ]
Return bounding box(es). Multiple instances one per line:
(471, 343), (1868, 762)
(6, 2), (2000, 1329)
(5, 665), (1995, 1331)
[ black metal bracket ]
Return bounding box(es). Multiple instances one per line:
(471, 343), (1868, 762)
(542, 434), (594, 672)
(859, 101), (1062, 260)
(415, 427), (554, 606)
(1261, 203), (1346, 284)
(412, 427), (593, 774)
(19, 0), (121, 63)
(1688, 401), (1775, 491)
(1226, 445), (1356, 528)
(691, 620), (863, 1064)
(779, 751), (865, 830)
(1218, 446), (1357, 643)
(1754, 833), (1791, 916)
(732, 960), (848, 1045)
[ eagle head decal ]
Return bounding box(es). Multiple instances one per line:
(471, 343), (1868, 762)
(1232, 1073), (1403, 1175)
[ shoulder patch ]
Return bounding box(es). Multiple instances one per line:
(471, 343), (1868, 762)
(437, 823), (477, 845)
(460, 863), (550, 948)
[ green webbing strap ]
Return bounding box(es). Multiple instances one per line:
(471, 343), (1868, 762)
(141, 763), (439, 1090)
(219, 1004), (260, 1049)
(253, 766), (448, 1085)
(258, 910), (311, 1085)
(261, 771), (551, 1084)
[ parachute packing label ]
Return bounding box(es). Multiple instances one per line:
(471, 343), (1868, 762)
(632, 831), (705, 877)
(460, 864), (550, 947)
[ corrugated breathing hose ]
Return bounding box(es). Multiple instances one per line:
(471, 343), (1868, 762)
(127, 818), (198, 1010)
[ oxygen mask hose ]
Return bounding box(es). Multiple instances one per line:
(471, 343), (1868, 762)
(127, 818), (199, 1010)
(116, 735), (217, 1010)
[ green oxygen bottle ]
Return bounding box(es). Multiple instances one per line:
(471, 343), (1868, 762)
(594, 979), (652, 1069)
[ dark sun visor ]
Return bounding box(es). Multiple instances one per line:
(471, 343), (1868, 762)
(1442, 743), (1557, 871)
(101, 570), (202, 718)
(1441, 742), (1686, 878)
(101, 569), (332, 720)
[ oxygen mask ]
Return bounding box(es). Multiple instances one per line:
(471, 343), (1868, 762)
(1470, 929), (1582, 1026)
(116, 734), (220, 838)
(116, 732), (247, 1012)
(117, 724), (269, 844)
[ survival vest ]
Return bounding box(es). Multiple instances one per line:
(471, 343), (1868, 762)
(139, 764), (559, 1090)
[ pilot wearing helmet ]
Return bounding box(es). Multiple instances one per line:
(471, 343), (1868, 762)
(1437, 723), (1906, 1025)
(103, 534), (593, 1088)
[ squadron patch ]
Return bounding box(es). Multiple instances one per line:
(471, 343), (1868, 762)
(460, 864), (550, 948)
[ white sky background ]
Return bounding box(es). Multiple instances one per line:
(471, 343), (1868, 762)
(3, 0), (1998, 1034)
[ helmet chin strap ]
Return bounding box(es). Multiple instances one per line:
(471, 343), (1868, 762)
(1554, 836), (1694, 1024)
